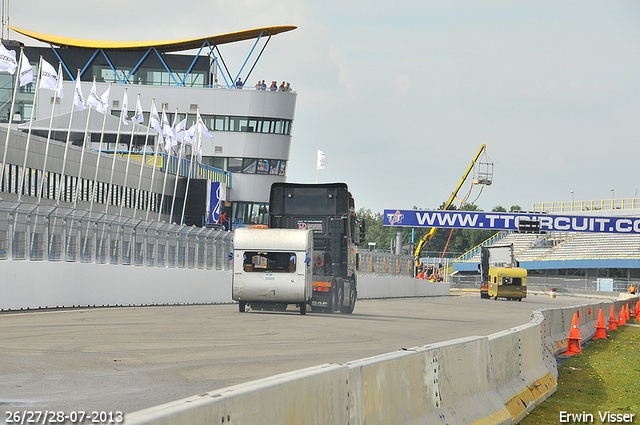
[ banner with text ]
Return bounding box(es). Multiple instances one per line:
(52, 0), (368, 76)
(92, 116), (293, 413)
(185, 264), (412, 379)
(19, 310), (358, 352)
(383, 210), (640, 234)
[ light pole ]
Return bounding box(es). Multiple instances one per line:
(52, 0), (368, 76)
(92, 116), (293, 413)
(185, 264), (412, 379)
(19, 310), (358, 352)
(611, 188), (615, 209)
(570, 190), (574, 210)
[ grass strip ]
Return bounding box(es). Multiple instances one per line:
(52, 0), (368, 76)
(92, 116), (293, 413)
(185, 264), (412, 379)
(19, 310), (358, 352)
(521, 318), (640, 424)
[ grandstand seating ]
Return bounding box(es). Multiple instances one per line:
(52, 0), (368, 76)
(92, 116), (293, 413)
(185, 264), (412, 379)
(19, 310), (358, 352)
(456, 231), (640, 264)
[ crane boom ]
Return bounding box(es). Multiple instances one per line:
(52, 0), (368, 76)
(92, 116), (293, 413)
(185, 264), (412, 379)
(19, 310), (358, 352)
(413, 144), (488, 267)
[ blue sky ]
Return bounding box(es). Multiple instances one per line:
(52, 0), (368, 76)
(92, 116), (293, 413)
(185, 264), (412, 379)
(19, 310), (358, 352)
(6, 0), (640, 214)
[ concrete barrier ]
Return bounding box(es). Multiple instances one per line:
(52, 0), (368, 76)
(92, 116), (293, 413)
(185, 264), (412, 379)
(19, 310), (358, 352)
(125, 296), (640, 425)
(0, 261), (232, 311)
(358, 275), (449, 298)
(0, 260), (450, 311)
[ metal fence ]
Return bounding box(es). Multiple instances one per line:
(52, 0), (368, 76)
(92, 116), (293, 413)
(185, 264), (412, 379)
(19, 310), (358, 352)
(357, 251), (415, 278)
(1, 201), (423, 280)
(0, 203), (233, 270)
(450, 273), (634, 293)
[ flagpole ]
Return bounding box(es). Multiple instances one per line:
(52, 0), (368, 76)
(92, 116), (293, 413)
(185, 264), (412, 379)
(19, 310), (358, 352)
(316, 147), (319, 183)
(0, 46), (22, 191)
(37, 62), (63, 203)
(133, 98), (154, 219)
(88, 82), (111, 214)
(119, 93), (140, 218)
(180, 119), (198, 225)
(55, 69), (82, 205)
(73, 83), (92, 209)
(17, 54), (41, 201)
(169, 111), (187, 223)
(157, 107), (177, 222)
(105, 88), (127, 216)
(146, 102), (164, 221)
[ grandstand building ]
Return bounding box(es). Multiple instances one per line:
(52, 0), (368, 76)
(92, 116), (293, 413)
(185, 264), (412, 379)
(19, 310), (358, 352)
(452, 203), (640, 292)
(0, 25), (297, 226)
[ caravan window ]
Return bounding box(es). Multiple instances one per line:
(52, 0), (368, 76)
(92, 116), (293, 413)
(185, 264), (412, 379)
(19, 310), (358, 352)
(243, 251), (296, 273)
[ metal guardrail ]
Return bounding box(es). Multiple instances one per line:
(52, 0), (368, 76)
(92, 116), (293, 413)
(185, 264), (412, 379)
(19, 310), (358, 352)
(358, 251), (415, 277)
(0, 203), (233, 270)
(0, 203), (418, 279)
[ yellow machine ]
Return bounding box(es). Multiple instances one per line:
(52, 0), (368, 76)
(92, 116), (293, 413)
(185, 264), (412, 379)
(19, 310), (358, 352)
(487, 267), (527, 301)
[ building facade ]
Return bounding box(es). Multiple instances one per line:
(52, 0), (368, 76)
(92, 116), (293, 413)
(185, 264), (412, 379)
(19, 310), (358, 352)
(0, 26), (297, 226)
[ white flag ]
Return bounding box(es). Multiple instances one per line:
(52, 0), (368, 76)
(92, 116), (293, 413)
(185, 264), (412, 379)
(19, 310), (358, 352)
(174, 117), (187, 143)
(132, 96), (144, 124)
(184, 122), (197, 145)
(87, 80), (100, 109)
(39, 59), (58, 91)
(97, 84), (110, 114)
(196, 111), (214, 139)
(317, 149), (326, 170)
(197, 139), (203, 164)
(19, 51), (33, 87)
(0, 43), (17, 74)
(55, 64), (64, 98)
(121, 91), (129, 125)
(74, 76), (86, 111)
(162, 109), (175, 151)
(150, 102), (162, 135)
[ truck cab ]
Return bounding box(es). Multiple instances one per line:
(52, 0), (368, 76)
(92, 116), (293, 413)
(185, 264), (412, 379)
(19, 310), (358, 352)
(487, 266), (527, 301)
(269, 183), (364, 314)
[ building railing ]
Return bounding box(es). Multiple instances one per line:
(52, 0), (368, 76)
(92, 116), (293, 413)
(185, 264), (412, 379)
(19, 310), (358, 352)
(532, 198), (640, 213)
(108, 151), (232, 188)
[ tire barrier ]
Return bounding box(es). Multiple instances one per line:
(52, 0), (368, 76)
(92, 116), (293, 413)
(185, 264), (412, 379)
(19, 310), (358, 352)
(126, 296), (639, 425)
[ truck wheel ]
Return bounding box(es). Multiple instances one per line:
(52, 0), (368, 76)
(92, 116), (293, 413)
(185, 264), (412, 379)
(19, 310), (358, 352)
(300, 303), (307, 315)
(239, 302), (246, 313)
(340, 281), (356, 314)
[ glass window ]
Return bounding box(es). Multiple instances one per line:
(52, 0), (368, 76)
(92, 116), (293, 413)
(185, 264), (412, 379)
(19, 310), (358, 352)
(228, 158), (244, 173)
(242, 159), (257, 174)
(275, 121), (282, 134)
(229, 116), (239, 132)
(239, 118), (251, 132)
(212, 157), (225, 170)
(269, 160), (279, 175)
(243, 251), (297, 273)
(278, 161), (286, 176)
(256, 159), (269, 174)
(214, 116), (227, 131)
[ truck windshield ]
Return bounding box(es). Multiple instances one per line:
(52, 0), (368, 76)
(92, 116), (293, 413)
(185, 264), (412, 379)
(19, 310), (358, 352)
(243, 251), (296, 273)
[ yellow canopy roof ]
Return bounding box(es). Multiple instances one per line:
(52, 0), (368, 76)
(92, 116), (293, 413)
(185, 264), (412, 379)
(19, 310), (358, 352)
(9, 25), (297, 53)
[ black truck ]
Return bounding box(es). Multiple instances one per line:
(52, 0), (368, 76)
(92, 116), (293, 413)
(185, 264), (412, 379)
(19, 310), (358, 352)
(268, 182), (365, 313)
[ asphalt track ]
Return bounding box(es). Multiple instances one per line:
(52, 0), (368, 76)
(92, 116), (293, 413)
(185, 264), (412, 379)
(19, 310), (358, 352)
(0, 293), (596, 416)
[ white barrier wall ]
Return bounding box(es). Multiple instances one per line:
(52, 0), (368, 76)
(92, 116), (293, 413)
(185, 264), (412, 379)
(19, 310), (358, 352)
(0, 261), (447, 311)
(0, 261), (232, 311)
(358, 276), (449, 298)
(125, 297), (640, 425)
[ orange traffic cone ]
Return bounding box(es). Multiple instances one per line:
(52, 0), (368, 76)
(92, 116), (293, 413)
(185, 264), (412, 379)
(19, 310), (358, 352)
(635, 300), (640, 321)
(594, 309), (607, 340)
(617, 306), (626, 326)
(625, 304), (630, 321)
(566, 312), (582, 355)
(608, 305), (618, 331)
